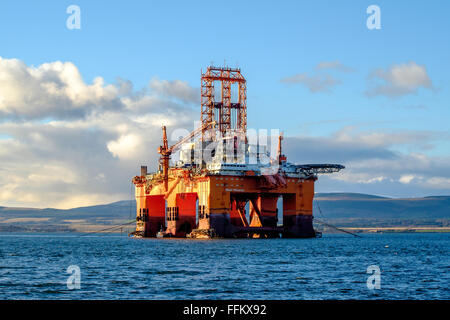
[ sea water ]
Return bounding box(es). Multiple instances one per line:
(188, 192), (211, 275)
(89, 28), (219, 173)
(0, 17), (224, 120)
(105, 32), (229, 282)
(0, 233), (448, 299)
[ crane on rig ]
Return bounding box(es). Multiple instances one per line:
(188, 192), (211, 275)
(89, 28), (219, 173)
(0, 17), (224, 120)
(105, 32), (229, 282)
(277, 132), (287, 166)
(157, 121), (216, 191)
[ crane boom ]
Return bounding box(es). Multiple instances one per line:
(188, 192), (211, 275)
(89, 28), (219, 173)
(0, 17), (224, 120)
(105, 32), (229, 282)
(167, 121), (215, 154)
(158, 121), (215, 191)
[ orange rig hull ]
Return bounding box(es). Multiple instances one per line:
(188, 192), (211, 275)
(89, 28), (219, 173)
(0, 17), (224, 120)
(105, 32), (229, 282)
(132, 168), (317, 239)
(130, 66), (343, 239)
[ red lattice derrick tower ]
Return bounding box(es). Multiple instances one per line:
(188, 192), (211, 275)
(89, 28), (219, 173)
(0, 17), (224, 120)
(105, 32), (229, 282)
(201, 66), (247, 141)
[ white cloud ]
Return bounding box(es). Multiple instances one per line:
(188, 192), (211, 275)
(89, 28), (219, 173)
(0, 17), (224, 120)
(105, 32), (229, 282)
(425, 177), (450, 189)
(0, 57), (123, 119)
(366, 61), (433, 98)
(0, 57), (198, 209)
(280, 73), (341, 93)
(399, 175), (415, 184)
(332, 172), (387, 184)
(107, 133), (143, 160)
(149, 79), (199, 104)
(333, 126), (439, 149)
(315, 60), (354, 73)
(281, 60), (354, 93)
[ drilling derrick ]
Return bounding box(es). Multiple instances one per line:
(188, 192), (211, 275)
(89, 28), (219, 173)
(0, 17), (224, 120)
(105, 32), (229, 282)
(131, 66), (344, 239)
(201, 66), (247, 140)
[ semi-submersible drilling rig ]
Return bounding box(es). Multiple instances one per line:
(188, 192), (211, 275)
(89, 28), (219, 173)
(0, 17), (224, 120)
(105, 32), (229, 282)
(131, 66), (344, 239)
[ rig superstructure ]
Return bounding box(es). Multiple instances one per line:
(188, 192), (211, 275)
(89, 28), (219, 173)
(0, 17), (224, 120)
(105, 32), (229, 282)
(131, 66), (344, 239)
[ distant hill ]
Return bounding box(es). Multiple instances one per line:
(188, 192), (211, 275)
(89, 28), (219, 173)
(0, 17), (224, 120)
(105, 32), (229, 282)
(0, 200), (137, 232)
(315, 193), (389, 200)
(0, 193), (449, 232)
(314, 193), (450, 219)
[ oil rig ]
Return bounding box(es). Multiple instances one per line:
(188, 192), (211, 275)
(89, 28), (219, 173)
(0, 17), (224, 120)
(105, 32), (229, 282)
(131, 66), (344, 239)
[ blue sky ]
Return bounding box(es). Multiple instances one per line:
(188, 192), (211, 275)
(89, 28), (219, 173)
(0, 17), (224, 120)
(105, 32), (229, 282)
(0, 0), (449, 207)
(2, 1), (448, 132)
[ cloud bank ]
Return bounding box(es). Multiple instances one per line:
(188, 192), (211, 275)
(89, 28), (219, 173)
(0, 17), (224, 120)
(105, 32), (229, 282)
(0, 57), (198, 208)
(283, 127), (450, 197)
(0, 57), (448, 208)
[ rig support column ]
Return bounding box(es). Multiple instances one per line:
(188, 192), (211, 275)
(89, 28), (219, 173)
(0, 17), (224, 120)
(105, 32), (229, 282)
(137, 194), (165, 237)
(282, 179), (316, 238)
(166, 193), (197, 237)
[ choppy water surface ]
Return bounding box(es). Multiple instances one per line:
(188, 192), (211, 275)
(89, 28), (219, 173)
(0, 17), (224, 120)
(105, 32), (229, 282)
(0, 233), (448, 299)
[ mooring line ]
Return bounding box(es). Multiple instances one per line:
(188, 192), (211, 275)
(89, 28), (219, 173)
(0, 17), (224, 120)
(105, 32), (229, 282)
(315, 202), (362, 238)
(79, 220), (136, 237)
